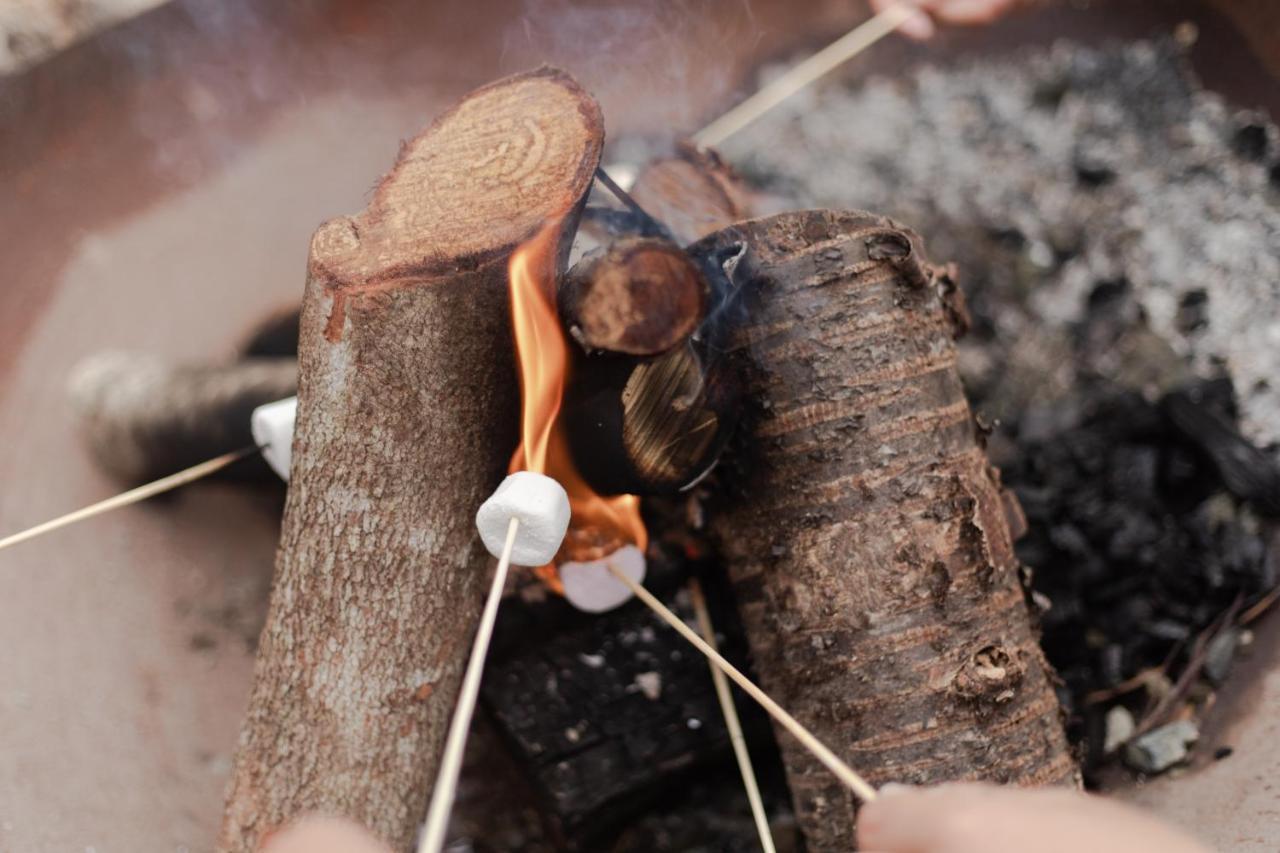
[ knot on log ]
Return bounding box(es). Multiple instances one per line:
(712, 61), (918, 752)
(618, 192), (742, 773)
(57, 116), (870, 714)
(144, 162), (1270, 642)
(950, 645), (1026, 708)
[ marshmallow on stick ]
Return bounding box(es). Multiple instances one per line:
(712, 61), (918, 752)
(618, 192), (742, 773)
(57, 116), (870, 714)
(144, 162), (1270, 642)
(253, 404), (639, 613)
(250, 396), (297, 481)
(475, 472), (572, 566)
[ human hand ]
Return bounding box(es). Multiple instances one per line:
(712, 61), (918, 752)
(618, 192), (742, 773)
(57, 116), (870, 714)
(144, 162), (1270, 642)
(262, 816), (392, 853)
(871, 0), (1021, 39)
(857, 783), (1213, 853)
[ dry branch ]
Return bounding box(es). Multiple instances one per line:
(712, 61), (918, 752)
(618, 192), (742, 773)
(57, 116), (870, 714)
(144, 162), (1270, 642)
(696, 210), (1078, 851)
(218, 67), (603, 852)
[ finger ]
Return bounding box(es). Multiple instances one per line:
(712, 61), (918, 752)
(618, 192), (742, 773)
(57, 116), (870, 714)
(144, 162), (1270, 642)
(263, 816), (393, 853)
(929, 0), (1018, 25)
(872, 0), (937, 40)
(857, 786), (945, 853)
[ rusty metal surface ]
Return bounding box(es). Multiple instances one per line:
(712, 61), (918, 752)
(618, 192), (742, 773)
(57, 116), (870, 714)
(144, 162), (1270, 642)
(0, 0), (1275, 850)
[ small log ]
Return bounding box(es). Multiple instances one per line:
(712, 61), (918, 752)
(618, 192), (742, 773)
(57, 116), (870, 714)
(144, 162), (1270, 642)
(560, 236), (708, 356)
(629, 145), (755, 245)
(695, 211), (1078, 851)
(219, 68), (604, 852)
(67, 352), (296, 482)
(555, 148), (758, 496)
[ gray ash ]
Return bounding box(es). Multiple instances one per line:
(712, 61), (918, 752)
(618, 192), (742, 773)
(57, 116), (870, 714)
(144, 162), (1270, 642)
(727, 36), (1280, 774)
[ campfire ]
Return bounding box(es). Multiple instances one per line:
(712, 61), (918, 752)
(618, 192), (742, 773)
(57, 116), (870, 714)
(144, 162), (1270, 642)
(5, 5), (1280, 853)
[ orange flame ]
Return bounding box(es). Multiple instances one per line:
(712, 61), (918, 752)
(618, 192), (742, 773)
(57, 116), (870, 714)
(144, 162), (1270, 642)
(508, 221), (648, 582)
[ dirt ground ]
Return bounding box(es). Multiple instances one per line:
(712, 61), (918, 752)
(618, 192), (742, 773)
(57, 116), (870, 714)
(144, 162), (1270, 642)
(0, 1), (1275, 851)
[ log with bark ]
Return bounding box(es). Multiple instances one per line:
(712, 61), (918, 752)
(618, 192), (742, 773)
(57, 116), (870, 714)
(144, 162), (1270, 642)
(67, 351), (297, 482)
(695, 210), (1078, 851)
(218, 68), (604, 852)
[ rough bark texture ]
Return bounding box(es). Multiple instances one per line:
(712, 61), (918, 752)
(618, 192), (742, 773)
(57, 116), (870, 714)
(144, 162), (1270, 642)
(67, 352), (297, 482)
(697, 210), (1078, 852)
(219, 68), (603, 852)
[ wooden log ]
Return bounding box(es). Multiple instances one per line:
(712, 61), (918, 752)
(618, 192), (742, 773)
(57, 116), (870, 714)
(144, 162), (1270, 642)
(560, 236), (708, 356)
(67, 351), (296, 482)
(695, 211), (1078, 851)
(218, 68), (604, 852)
(630, 145), (755, 245)
(554, 147), (758, 496)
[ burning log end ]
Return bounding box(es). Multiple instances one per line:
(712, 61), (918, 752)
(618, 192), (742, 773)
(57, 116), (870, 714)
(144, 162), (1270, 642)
(560, 236), (709, 356)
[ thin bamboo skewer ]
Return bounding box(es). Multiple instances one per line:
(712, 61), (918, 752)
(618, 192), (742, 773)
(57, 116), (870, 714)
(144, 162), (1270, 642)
(419, 516), (519, 853)
(0, 446), (258, 553)
(693, 3), (916, 147)
(608, 564), (878, 803)
(688, 579), (776, 853)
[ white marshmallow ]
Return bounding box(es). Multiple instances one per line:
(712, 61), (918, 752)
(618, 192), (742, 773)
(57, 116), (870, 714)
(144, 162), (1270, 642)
(560, 544), (646, 613)
(475, 472), (571, 567)
(250, 397), (297, 482)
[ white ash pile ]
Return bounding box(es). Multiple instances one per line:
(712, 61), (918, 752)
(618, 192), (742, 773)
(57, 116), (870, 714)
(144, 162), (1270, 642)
(727, 38), (1280, 448)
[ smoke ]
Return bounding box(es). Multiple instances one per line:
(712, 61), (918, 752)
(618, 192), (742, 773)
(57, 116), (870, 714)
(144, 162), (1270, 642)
(501, 0), (760, 150)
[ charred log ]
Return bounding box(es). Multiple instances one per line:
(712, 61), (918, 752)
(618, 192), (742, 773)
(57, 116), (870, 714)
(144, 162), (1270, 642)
(483, 555), (776, 848)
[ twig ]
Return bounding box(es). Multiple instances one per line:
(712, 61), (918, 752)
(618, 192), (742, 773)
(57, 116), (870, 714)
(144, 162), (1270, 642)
(693, 3), (916, 147)
(0, 446), (258, 553)
(594, 167), (670, 239)
(607, 564), (878, 802)
(1238, 583), (1280, 626)
(419, 517), (519, 853)
(689, 579), (776, 853)
(1132, 597), (1243, 739)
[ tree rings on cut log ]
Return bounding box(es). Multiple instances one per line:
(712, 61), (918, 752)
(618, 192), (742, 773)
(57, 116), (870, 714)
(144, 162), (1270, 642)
(561, 236), (709, 356)
(309, 66), (604, 291)
(562, 340), (740, 496)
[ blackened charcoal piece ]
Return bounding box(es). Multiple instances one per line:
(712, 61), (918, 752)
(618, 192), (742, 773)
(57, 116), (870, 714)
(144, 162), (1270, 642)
(1163, 387), (1280, 516)
(1107, 445), (1160, 501)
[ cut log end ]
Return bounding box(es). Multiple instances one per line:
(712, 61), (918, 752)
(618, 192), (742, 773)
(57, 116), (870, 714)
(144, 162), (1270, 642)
(630, 145), (754, 245)
(561, 236), (709, 356)
(312, 67), (605, 287)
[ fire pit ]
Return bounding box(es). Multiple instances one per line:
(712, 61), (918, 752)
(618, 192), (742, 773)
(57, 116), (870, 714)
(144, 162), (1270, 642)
(1, 1), (1277, 852)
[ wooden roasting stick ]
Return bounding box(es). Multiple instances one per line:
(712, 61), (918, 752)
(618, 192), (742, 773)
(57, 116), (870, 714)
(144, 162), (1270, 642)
(693, 2), (917, 146)
(609, 564), (879, 803)
(418, 519), (519, 853)
(688, 579), (777, 853)
(217, 69), (603, 852)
